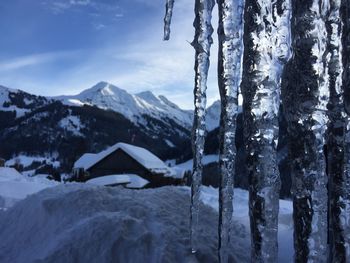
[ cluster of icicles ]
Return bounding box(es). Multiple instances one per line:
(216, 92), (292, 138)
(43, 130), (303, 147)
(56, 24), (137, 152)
(164, 0), (350, 262)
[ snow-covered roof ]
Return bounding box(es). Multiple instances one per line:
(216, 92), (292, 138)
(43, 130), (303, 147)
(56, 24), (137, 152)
(74, 142), (178, 178)
(86, 174), (149, 189)
(0, 167), (23, 181)
(74, 153), (97, 170)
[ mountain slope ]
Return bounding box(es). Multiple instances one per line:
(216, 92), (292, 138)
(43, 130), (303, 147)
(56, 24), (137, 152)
(0, 83), (222, 176)
(55, 82), (194, 130)
(0, 86), (192, 175)
(0, 85), (49, 119)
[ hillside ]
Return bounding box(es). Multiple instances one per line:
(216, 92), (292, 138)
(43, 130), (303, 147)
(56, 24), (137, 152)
(0, 84), (201, 175)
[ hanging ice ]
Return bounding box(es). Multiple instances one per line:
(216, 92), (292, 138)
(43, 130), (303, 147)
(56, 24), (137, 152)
(241, 0), (291, 261)
(327, 0), (350, 260)
(190, 0), (215, 254)
(216, 0), (244, 262)
(341, 0), (350, 258)
(281, 0), (330, 261)
(163, 0), (175, 41)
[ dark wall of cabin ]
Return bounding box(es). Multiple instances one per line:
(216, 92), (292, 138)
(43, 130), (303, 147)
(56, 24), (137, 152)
(86, 149), (180, 187)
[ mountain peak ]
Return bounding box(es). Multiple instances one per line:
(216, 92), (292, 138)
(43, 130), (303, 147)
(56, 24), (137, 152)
(95, 81), (110, 87)
(55, 82), (198, 130)
(79, 82), (128, 97)
(136, 91), (158, 102)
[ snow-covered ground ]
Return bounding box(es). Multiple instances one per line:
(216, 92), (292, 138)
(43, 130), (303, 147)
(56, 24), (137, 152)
(86, 174), (150, 189)
(5, 155), (60, 169)
(0, 169), (293, 262)
(0, 184), (249, 263)
(200, 187), (294, 262)
(0, 167), (58, 210)
(175, 154), (219, 171)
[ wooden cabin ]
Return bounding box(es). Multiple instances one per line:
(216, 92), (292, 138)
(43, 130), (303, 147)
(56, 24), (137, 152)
(73, 142), (183, 188)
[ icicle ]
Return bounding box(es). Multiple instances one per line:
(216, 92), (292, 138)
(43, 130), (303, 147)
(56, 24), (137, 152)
(341, 119), (350, 261)
(281, 0), (330, 261)
(328, 0), (350, 260)
(190, 0), (215, 254)
(163, 0), (175, 41)
(241, 0), (291, 261)
(216, 0), (244, 262)
(342, 0), (350, 258)
(327, 0), (346, 261)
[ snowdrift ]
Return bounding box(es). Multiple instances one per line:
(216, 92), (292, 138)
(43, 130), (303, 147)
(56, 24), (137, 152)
(0, 167), (58, 210)
(0, 185), (249, 263)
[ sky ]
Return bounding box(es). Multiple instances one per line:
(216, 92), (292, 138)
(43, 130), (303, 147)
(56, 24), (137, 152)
(0, 0), (220, 109)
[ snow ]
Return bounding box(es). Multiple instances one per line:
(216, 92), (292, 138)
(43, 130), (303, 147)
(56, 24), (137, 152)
(164, 139), (175, 148)
(86, 174), (150, 189)
(59, 115), (85, 136)
(0, 86), (29, 118)
(5, 155), (60, 169)
(0, 167), (58, 210)
(0, 184), (249, 263)
(67, 99), (87, 106)
(199, 186), (294, 262)
(175, 154), (219, 171)
(0, 86), (14, 108)
(0, 106), (29, 117)
(206, 100), (221, 131)
(0, 179), (293, 262)
(74, 142), (177, 177)
(73, 153), (97, 169)
(54, 82), (193, 130)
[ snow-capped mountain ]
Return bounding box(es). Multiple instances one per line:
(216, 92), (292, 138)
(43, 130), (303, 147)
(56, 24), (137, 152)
(55, 82), (195, 130)
(206, 100), (220, 131)
(0, 82), (222, 176)
(0, 85), (49, 119)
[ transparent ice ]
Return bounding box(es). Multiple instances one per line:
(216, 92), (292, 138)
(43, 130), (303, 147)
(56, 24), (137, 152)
(216, 0), (244, 262)
(240, 0), (291, 261)
(281, 1), (330, 261)
(190, 0), (215, 254)
(328, 0), (350, 261)
(163, 0), (175, 41)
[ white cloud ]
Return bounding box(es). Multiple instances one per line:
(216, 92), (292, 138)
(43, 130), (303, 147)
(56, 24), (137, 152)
(104, 0), (220, 109)
(0, 51), (79, 71)
(6, 0), (220, 110)
(50, 0), (220, 109)
(48, 0), (92, 13)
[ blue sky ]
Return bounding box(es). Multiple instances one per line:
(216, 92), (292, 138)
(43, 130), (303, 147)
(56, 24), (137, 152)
(0, 0), (219, 109)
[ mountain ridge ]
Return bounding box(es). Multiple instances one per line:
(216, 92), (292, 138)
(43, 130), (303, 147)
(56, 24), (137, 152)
(0, 82), (218, 176)
(53, 81), (220, 131)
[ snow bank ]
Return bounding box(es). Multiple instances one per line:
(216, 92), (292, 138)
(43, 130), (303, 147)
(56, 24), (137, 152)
(200, 186), (294, 262)
(86, 174), (150, 188)
(175, 155), (219, 171)
(0, 167), (58, 210)
(0, 185), (249, 263)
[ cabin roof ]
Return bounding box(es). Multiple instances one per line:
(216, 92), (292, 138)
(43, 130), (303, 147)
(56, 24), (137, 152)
(74, 142), (179, 177)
